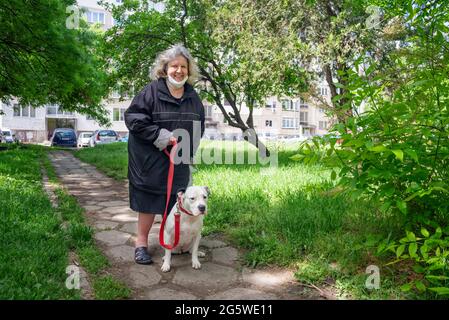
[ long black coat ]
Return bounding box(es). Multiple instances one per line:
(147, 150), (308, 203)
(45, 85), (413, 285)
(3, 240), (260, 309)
(124, 78), (205, 195)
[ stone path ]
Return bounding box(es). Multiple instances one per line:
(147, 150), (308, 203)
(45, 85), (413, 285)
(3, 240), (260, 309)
(49, 151), (326, 300)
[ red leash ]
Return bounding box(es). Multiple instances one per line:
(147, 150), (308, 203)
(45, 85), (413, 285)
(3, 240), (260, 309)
(159, 141), (180, 249)
(159, 140), (195, 249)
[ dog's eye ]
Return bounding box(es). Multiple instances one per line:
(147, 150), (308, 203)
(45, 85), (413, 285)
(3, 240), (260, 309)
(189, 197), (195, 201)
(203, 195), (207, 199)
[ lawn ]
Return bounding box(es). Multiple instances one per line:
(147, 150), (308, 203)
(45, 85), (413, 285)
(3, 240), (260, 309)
(0, 143), (130, 300)
(0, 144), (78, 299)
(75, 140), (422, 299)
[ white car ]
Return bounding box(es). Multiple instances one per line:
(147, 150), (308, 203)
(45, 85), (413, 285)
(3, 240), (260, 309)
(77, 132), (93, 148)
(1, 128), (14, 143)
(89, 129), (119, 147)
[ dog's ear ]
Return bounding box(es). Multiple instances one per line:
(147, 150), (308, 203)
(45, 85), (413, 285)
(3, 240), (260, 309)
(203, 186), (211, 197)
(177, 188), (186, 198)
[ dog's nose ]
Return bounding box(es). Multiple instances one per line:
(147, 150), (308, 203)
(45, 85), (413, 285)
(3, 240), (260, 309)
(198, 204), (206, 212)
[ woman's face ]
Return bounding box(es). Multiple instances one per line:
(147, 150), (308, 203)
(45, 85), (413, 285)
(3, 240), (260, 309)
(166, 55), (189, 82)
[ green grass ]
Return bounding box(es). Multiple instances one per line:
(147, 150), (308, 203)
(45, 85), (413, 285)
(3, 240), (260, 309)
(74, 141), (427, 299)
(0, 144), (79, 299)
(92, 275), (131, 300)
(0, 143), (131, 299)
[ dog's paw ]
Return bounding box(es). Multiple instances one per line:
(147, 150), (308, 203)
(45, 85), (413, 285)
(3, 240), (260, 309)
(161, 263), (171, 272)
(192, 260), (201, 269)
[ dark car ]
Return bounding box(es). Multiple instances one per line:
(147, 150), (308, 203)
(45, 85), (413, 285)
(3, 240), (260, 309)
(51, 128), (77, 148)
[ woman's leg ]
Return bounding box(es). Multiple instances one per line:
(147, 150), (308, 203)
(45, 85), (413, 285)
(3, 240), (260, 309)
(135, 213), (156, 248)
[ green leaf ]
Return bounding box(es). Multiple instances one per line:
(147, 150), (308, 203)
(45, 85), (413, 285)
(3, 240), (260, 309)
(415, 281), (426, 292)
(420, 245), (429, 259)
(369, 145), (388, 152)
(405, 149), (418, 163)
(420, 228), (430, 238)
(408, 242), (418, 258)
(379, 201), (391, 212)
(406, 231), (416, 242)
(396, 200), (407, 214)
(428, 287), (449, 295)
(396, 244), (405, 258)
(289, 154), (304, 161)
(400, 283), (413, 292)
(377, 241), (387, 254)
(331, 170), (337, 180)
(391, 149), (404, 162)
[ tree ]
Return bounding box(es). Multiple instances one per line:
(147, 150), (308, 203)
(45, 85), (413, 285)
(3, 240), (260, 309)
(295, 0), (449, 296)
(99, 0), (307, 155)
(0, 0), (109, 124)
(226, 0), (396, 123)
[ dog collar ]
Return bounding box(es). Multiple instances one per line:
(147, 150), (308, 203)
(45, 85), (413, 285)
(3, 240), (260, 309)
(176, 194), (194, 216)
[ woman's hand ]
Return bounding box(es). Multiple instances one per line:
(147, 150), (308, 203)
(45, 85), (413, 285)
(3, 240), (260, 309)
(169, 136), (177, 145)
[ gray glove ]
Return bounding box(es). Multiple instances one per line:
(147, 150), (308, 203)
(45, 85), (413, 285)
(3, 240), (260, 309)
(153, 128), (173, 151)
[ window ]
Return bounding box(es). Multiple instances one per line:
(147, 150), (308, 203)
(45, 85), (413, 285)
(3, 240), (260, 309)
(13, 104), (35, 117)
(299, 98), (308, 108)
(113, 108), (126, 121)
(319, 87), (328, 96)
(110, 90), (120, 99)
(319, 121), (328, 130)
(86, 114), (94, 120)
(21, 106), (29, 117)
(265, 120), (272, 127)
(300, 112), (308, 123)
(282, 117), (297, 128)
(319, 108), (325, 113)
(265, 100), (276, 109)
(205, 105), (213, 118)
(281, 99), (293, 111)
(46, 105), (73, 115)
(47, 105), (57, 115)
(13, 104), (20, 117)
(86, 10), (105, 24)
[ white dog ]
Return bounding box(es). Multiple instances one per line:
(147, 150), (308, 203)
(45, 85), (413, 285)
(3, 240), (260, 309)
(160, 186), (210, 272)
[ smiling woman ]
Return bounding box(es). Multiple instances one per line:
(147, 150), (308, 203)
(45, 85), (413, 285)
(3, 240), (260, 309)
(124, 44), (205, 265)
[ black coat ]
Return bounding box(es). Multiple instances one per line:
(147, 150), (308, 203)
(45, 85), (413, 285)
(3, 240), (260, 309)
(124, 78), (205, 195)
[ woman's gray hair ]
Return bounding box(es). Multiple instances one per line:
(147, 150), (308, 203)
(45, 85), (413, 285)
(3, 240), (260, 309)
(151, 44), (200, 85)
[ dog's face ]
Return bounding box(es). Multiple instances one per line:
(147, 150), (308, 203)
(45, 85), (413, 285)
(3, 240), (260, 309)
(179, 186), (210, 216)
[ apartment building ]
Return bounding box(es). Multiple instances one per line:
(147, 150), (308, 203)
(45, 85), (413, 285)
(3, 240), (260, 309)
(204, 89), (332, 141)
(0, 0), (332, 143)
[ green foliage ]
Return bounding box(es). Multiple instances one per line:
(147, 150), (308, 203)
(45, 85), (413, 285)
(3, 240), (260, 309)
(379, 226), (449, 296)
(293, 0), (449, 296)
(0, 0), (109, 124)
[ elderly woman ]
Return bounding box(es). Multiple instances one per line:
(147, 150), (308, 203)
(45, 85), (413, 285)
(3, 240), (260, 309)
(124, 44), (205, 265)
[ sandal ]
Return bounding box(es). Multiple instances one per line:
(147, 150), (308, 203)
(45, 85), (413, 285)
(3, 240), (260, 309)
(134, 247), (153, 265)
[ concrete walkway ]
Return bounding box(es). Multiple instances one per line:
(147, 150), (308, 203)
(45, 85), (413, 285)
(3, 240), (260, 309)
(49, 151), (324, 300)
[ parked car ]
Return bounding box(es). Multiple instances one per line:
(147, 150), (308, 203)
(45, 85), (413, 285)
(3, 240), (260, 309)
(119, 133), (129, 142)
(0, 128), (14, 143)
(89, 129), (119, 147)
(77, 132), (93, 148)
(277, 135), (308, 144)
(51, 128), (77, 148)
